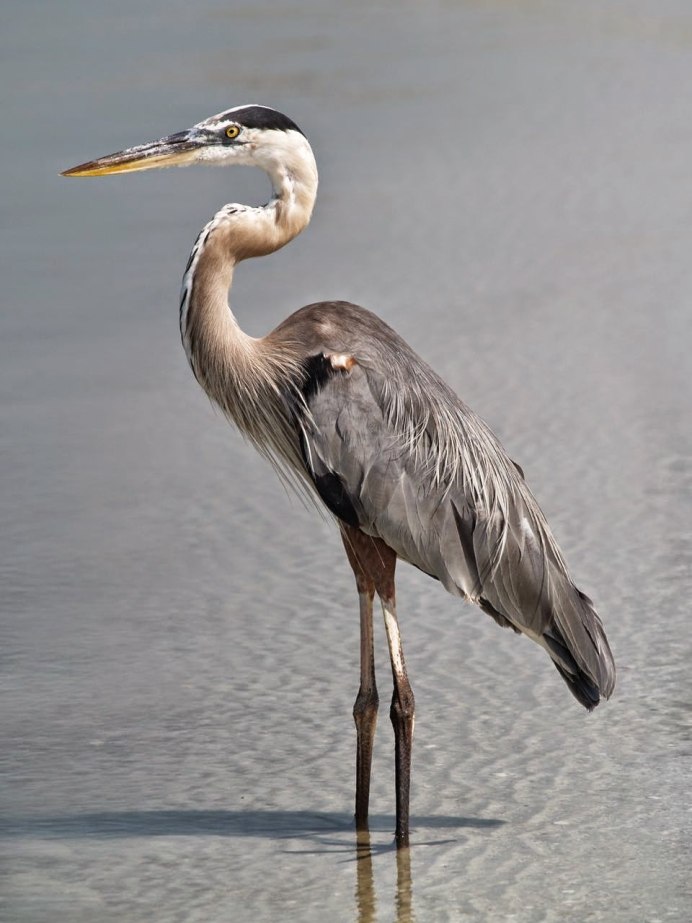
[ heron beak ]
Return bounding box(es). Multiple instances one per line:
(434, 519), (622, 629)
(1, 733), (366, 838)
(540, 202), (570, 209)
(61, 130), (204, 177)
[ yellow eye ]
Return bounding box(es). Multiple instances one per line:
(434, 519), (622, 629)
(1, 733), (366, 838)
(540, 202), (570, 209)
(225, 125), (240, 139)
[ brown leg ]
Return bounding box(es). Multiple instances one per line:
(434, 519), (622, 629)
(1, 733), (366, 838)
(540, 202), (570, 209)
(341, 525), (413, 847)
(381, 594), (415, 848)
(341, 526), (380, 829)
(353, 586), (378, 828)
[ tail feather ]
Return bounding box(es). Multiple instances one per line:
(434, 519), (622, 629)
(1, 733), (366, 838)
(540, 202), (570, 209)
(543, 588), (616, 710)
(551, 660), (601, 710)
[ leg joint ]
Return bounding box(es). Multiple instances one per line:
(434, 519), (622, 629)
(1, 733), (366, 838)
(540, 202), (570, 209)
(353, 687), (379, 721)
(390, 689), (415, 723)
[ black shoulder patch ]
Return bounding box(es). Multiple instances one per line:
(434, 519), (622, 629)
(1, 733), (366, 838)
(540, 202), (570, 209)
(221, 105), (305, 136)
(300, 354), (337, 402)
(293, 353), (361, 527)
(312, 470), (360, 528)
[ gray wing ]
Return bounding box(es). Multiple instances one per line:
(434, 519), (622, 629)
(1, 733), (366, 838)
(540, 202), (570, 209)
(288, 312), (615, 709)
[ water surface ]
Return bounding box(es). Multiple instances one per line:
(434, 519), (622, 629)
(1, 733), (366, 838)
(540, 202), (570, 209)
(2, 1), (690, 920)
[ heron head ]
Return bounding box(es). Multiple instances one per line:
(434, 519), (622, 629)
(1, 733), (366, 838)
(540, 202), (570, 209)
(61, 105), (311, 178)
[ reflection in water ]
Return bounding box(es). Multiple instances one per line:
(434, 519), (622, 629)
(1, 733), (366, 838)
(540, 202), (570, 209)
(355, 828), (415, 923)
(395, 843), (415, 923)
(2, 808), (502, 922)
(355, 830), (376, 922)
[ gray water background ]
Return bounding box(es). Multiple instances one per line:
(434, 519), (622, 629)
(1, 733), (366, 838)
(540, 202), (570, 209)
(2, 1), (691, 920)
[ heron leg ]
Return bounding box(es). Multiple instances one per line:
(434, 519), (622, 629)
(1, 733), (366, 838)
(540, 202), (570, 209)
(341, 526), (380, 829)
(353, 586), (378, 828)
(381, 594), (415, 848)
(340, 525), (411, 846)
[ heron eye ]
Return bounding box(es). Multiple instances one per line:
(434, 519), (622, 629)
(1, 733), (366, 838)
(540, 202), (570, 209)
(225, 125), (240, 139)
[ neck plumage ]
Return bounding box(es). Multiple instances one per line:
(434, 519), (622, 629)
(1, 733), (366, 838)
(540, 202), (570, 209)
(178, 137), (318, 471)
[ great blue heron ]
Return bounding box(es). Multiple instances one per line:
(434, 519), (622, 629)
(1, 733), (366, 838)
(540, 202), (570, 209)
(63, 104), (615, 847)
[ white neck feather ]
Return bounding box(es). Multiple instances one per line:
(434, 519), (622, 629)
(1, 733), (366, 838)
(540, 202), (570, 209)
(177, 131), (318, 448)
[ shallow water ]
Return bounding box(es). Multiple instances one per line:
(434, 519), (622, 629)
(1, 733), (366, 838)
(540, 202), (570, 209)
(2, 1), (691, 921)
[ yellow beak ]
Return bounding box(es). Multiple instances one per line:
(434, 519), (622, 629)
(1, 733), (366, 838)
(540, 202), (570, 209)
(61, 130), (203, 177)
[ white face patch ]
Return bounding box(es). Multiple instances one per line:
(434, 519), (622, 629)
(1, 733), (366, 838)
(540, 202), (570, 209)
(196, 145), (239, 165)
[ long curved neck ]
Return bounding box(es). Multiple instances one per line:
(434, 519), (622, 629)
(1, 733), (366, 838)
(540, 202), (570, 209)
(178, 138), (317, 464)
(179, 140), (317, 402)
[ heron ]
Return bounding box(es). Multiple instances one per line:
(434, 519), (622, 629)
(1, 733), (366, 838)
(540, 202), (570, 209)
(62, 104), (615, 847)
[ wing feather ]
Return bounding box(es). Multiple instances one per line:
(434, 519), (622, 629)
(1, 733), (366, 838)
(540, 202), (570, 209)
(290, 321), (614, 707)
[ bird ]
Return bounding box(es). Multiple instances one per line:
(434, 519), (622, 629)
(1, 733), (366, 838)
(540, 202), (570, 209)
(62, 104), (615, 847)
